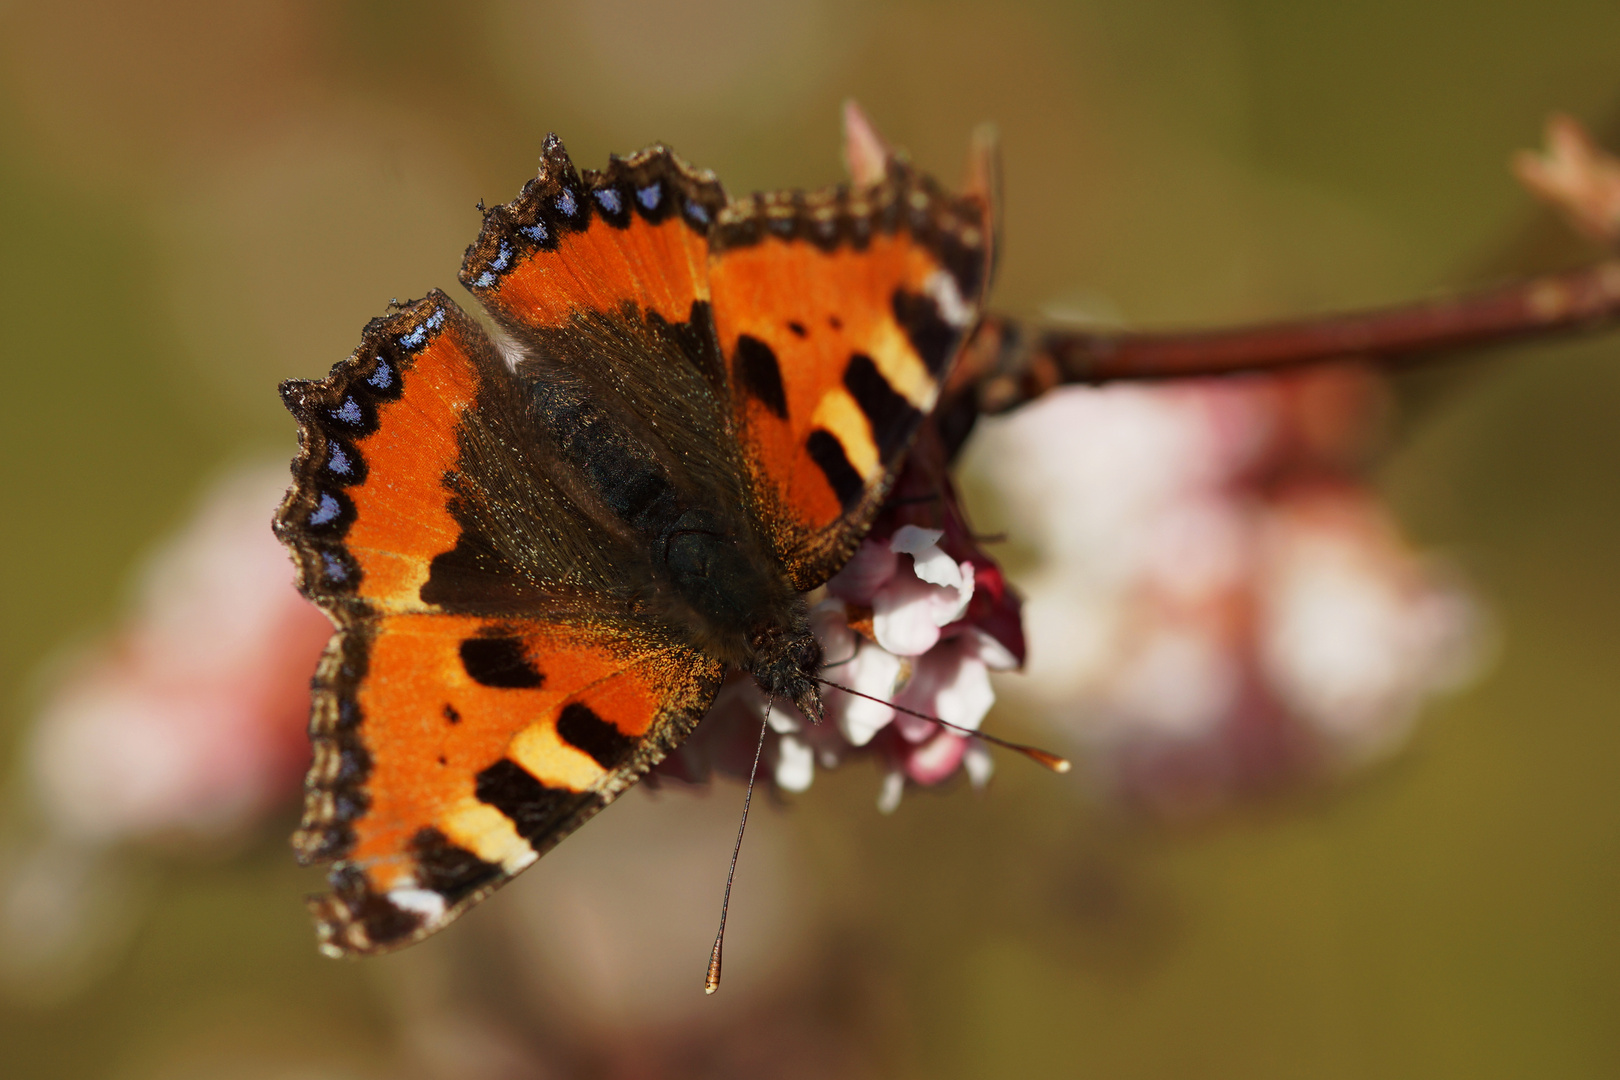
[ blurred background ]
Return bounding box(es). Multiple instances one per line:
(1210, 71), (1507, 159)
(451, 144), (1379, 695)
(3, 1), (1619, 1077)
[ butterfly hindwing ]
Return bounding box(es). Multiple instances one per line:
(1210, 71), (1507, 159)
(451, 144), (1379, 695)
(706, 170), (990, 586)
(304, 613), (720, 956)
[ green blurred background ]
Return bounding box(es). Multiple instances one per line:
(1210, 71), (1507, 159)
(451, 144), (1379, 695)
(3, 1), (1619, 1076)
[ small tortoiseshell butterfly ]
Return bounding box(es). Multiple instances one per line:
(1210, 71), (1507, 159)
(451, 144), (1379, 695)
(275, 117), (992, 957)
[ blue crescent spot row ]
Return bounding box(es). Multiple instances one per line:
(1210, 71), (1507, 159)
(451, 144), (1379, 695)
(296, 300), (453, 591)
(465, 153), (727, 296)
(472, 242), (513, 289)
(398, 307), (447, 350)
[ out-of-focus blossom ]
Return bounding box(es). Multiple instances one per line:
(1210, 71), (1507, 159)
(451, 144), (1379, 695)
(26, 461), (329, 843)
(2, 461), (329, 1003)
(1514, 114), (1620, 247)
(375, 777), (874, 1080)
(658, 425), (1025, 811)
(969, 363), (1484, 816)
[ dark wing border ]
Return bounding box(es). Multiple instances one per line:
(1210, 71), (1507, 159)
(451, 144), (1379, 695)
(459, 134), (729, 301)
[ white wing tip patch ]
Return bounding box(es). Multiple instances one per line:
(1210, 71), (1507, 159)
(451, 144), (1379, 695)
(387, 886), (449, 921)
(924, 268), (974, 329)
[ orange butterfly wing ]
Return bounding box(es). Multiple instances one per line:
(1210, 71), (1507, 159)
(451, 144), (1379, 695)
(704, 166), (991, 587)
(304, 611), (717, 956)
(277, 296), (721, 954)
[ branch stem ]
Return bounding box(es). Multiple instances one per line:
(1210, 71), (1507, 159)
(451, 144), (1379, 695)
(960, 260), (1620, 415)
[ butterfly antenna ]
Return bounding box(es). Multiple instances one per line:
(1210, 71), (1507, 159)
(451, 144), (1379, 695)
(815, 678), (1071, 774)
(706, 694), (773, 995)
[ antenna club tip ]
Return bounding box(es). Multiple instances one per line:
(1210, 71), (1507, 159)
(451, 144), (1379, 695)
(705, 940), (723, 995)
(1020, 747), (1072, 774)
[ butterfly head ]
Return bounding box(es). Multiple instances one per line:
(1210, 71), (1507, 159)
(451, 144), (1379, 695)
(747, 612), (825, 723)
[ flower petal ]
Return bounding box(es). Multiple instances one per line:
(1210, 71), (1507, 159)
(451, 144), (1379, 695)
(872, 573), (947, 655)
(895, 642), (995, 736)
(963, 742), (995, 789)
(876, 769), (905, 814)
(903, 731), (968, 785)
(873, 569), (972, 655)
(832, 643), (902, 746)
(968, 627), (1021, 672)
(774, 734), (815, 792)
(766, 702), (803, 735)
(811, 600), (859, 668)
(962, 560), (1026, 667)
(826, 538), (899, 604)
(889, 524), (944, 556)
(891, 525), (963, 590)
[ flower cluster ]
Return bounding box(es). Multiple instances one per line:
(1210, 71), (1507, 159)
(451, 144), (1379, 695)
(656, 426), (1026, 811)
(970, 363), (1483, 816)
(0, 464), (331, 1001)
(24, 463), (331, 843)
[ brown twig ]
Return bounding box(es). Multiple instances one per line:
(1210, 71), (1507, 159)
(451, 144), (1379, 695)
(953, 259), (1620, 422)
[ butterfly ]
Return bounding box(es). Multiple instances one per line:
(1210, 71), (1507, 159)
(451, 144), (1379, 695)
(274, 115), (993, 958)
